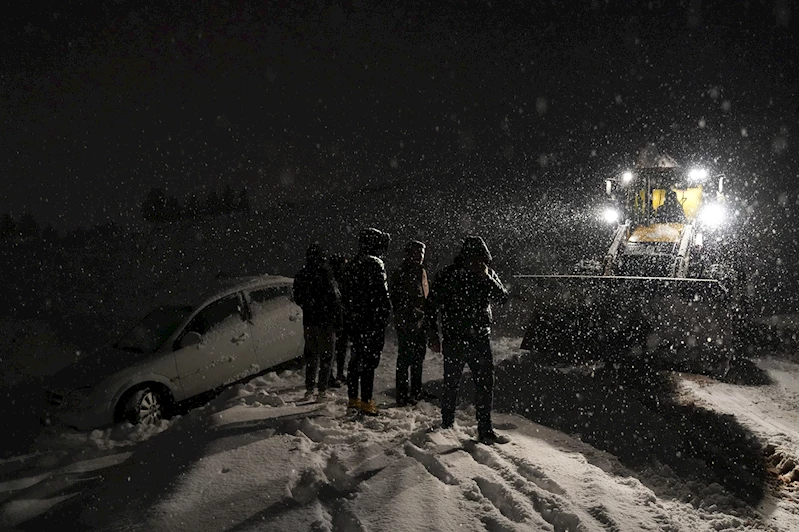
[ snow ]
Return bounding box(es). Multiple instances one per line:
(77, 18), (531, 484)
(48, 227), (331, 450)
(2, 338), (799, 531)
(222, 363), (262, 387)
(681, 357), (799, 532)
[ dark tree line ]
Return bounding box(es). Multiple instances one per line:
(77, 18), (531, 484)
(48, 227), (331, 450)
(0, 212), (58, 241)
(141, 185), (250, 223)
(0, 213), (125, 246)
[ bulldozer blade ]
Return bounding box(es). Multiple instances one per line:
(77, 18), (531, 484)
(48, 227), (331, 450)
(511, 274), (739, 376)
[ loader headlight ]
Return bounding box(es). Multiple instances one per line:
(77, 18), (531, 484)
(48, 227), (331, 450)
(602, 207), (620, 224)
(699, 203), (725, 227)
(621, 171), (633, 184)
(689, 168), (708, 182)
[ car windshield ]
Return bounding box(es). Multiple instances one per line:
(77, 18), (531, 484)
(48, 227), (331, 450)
(115, 305), (194, 353)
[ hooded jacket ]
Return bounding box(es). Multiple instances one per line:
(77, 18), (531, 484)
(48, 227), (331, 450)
(425, 236), (508, 339)
(293, 243), (343, 329)
(390, 258), (429, 331)
(341, 228), (392, 331)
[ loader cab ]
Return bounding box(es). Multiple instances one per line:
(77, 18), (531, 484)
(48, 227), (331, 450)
(622, 168), (699, 227)
(602, 165), (727, 278)
(605, 166), (724, 230)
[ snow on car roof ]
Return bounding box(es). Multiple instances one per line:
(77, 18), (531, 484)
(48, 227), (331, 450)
(213, 273), (292, 293)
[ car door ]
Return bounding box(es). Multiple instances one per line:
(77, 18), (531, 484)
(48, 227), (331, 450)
(243, 284), (304, 370)
(172, 292), (258, 398)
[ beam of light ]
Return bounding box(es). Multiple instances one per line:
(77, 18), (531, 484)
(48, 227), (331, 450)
(699, 203), (725, 227)
(602, 207), (620, 224)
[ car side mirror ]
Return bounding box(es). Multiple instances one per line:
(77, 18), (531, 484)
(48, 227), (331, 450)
(179, 331), (202, 349)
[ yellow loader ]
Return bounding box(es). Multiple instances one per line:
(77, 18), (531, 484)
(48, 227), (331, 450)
(516, 147), (744, 377)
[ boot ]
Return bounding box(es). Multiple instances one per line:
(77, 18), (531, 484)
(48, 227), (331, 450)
(360, 399), (379, 416)
(478, 429), (510, 445)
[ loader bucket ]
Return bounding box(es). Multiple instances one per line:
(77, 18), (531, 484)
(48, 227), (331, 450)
(513, 274), (738, 376)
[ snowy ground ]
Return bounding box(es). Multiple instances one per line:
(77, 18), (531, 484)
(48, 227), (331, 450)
(2, 336), (799, 531)
(682, 357), (799, 532)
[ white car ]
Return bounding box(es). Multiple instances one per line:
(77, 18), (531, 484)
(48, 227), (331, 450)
(43, 275), (304, 430)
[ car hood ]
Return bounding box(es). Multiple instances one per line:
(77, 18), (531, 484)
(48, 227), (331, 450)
(48, 347), (158, 391)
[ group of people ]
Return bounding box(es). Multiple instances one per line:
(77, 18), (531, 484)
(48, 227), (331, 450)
(292, 227), (510, 445)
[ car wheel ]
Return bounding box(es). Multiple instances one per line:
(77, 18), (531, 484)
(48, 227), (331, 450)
(122, 386), (170, 425)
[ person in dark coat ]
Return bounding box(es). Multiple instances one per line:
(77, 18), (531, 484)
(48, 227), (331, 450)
(328, 253), (350, 387)
(425, 236), (510, 444)
(293, 242), (343, 401)
(389, 240), (429, 406)
(656, 189), (687, 223)
(342, 227), (392, 415)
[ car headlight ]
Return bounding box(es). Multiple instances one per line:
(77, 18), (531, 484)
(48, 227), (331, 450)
(699, 203), (725, 227)
(63, 387), (92, 409)
(602, 207), (620, 224)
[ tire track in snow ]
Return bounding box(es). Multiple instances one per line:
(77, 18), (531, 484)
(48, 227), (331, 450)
(403, 442), (460, 486)
(493, 448), (680, 532)
(404, 435), (534, 530)
(465, 443), (589, 532)
(585, 505), (622, 532)
(492, 449), (566, 496)
(385, 429), (543, 530)
(473, 476), (532, 523)
(478, 513), (534, 532)
(494, 449), (623, 530)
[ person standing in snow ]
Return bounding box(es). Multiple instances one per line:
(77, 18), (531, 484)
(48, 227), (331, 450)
(328, 253), (350, 388)
(425, 236), (510, 444)
(293, 242), (343, 401)
(389, 240), (430, 406)
(342, 228), (392, 416)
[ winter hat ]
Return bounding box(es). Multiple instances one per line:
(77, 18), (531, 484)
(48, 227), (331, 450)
(358, 227), (391, 256)
(306, 242), (327, 264)
(459, 235), (492, 264)
(404, 240), (426, 254)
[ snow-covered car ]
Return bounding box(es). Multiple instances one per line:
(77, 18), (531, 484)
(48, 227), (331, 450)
(43, 275), (304, 430)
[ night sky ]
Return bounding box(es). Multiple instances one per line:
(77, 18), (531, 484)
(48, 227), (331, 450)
(2, 0), (797, 229)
